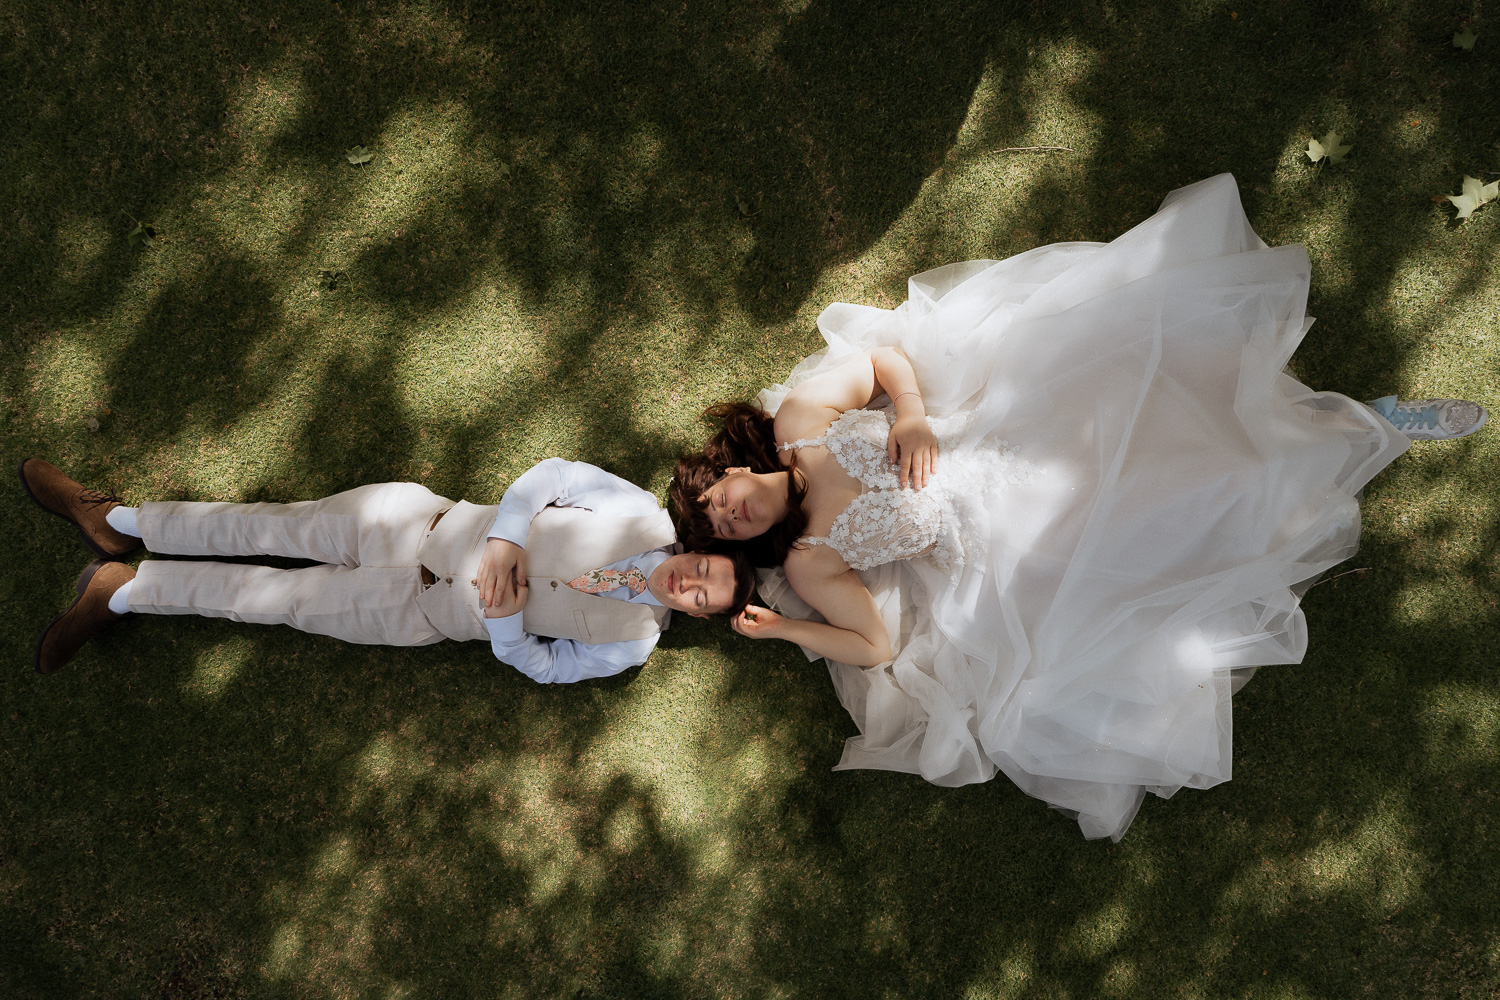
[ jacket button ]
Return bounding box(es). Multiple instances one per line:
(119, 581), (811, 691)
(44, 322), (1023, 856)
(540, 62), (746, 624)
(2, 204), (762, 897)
(445, 576), (452, 584)
(551, 581), (558, 589)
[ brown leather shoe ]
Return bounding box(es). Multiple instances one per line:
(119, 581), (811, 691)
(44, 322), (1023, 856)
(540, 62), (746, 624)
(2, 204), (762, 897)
(19, 458), (141, 559)
(35, 560), (136, 674)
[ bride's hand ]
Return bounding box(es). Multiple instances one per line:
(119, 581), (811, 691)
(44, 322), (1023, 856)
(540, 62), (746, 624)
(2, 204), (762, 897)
(887, 414), (939, 489)
(731, 604), (785, 640)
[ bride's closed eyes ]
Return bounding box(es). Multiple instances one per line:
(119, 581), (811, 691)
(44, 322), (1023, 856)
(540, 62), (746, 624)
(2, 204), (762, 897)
(707, 489), (736, 537)
(717, 491), (736, 537)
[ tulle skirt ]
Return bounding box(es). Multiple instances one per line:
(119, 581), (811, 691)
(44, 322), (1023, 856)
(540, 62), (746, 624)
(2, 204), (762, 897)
(755, 174), (1408, 840)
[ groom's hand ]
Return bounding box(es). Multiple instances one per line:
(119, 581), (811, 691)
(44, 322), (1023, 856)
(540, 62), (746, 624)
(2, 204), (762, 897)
(478, 538), (527, 608)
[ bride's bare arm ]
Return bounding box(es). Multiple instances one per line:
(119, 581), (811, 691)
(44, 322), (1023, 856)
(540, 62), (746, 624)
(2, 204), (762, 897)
(731, 551), (892, 666)
(776, 347), (938, 488)
(776, 347), (912, 425)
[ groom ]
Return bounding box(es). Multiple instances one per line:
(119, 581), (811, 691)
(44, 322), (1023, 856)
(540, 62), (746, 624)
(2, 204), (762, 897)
(23, 457), (753, 682)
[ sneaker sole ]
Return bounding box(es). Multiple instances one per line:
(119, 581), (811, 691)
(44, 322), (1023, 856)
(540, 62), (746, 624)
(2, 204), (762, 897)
(34, 559), (106, 675)
(1405, 408), (1489, 441)
(16, 459), (141, 560)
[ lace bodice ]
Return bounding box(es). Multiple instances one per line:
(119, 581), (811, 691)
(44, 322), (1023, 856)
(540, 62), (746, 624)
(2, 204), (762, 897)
(780, 408), (1035, 573)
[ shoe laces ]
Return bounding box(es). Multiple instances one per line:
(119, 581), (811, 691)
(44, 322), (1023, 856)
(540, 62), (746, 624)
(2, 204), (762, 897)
(78, 488), (124, 508)
(1384, 403), (1438, 431)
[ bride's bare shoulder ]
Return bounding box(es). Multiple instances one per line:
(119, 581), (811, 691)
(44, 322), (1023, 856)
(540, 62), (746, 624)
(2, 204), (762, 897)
(772, 397), (834, 442)
(784, 539), (848, 583)
(773, 353), (879, 440)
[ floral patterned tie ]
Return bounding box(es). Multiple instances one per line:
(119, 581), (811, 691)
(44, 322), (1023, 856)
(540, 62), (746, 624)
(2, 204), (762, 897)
(567, 567), (648, 595)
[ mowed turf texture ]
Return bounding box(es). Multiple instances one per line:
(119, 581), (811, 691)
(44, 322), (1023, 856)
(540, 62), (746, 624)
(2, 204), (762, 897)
(2, 1), (1497, 998)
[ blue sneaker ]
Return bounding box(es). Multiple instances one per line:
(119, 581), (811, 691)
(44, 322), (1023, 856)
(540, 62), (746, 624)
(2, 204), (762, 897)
(1367, 395), (1488, 441)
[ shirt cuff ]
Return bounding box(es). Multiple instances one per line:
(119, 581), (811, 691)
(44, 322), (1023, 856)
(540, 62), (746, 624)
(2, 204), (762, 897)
(484, 612), (526, 643)
(488, 510), (531, 546)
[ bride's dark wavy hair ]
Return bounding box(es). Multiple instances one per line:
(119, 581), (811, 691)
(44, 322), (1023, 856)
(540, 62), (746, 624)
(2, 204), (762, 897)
(670, 402), (808, 568)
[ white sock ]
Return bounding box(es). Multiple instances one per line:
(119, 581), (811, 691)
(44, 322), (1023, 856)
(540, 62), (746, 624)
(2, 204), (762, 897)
(105, 506), (142, 537)
(107, 578), (134, 615)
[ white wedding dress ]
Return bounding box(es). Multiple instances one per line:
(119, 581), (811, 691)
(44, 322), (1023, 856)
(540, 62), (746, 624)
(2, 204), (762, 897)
(755, 174), (1410, 841)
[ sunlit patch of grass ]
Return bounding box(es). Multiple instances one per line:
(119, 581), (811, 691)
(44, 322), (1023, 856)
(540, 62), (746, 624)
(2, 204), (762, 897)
(263, 839), (402, 996)
(962, 939), (1038, 1000)
(1190, 921), (1237, 978)
(225, 57), (311, 156)
(181, 635), (257, 700)
(640, 212), (762, 313)
(1272, 169), (1363, 298)
(583, 665), (800, 847)
(469, 751), (616, 905)
(1390, 106), (1441, 153)
(254, 650), (832, 995)
(23, 334), (110, 431)
(350, 729), (466, 811)
(264, 736), (456, 996)
(1372, 252), (1500, 351)
(735, 11), (794, 69)
(360, 103), (483, 228)
(1221, 795), (1425, 917)
(837, 42), (1104, 301)
(601, 124), (665, 215)
(1011, 40), (1104, 158)
(1062, 899), (1132, 960)
(1382, 577), (1494, 627)
(149, 331), (394, 497)
(265, 922), (305, 978)
(643, 920), (689, 978)
(1093, 956), (1139, 997)
(1414, 685), (1499, 772)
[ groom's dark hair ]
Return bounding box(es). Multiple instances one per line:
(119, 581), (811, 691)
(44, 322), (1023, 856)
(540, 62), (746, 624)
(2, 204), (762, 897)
(722, 548), (756, 617)
(670, 402), (808, 568)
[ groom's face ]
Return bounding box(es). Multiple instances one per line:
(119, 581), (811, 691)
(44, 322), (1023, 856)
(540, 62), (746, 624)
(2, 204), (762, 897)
(646, 553), (739, 618)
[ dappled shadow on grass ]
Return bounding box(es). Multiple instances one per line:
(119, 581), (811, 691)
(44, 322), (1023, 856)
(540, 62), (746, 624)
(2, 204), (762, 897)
(4, 0), (1500, 997)
(6, 524), (1498, 998)
(108, 256), (293, 444)
(9, 0), (1493, 486)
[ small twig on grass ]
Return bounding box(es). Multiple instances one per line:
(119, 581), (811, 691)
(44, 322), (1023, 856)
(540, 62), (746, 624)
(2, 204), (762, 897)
(992, 145), (1076, 154)
(1304, 566), (1370, 591)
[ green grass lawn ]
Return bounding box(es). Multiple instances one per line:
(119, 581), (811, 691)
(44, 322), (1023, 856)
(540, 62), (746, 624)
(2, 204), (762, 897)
(3, 1), (1497, 997)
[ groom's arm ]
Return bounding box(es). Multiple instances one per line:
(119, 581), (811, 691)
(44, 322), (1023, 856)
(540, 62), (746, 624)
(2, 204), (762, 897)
(487, 457), (660, 544)
(486, 616), (659, 684)
(479, 457), (666, 680)
(479, 457), (663, 609)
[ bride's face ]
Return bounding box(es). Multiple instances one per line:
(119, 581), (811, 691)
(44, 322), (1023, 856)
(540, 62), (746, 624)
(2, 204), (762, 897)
(700, 467), (776, 541)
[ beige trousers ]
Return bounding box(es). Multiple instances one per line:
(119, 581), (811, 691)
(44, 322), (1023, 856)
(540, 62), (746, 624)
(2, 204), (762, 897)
(128, 483), (458, 646)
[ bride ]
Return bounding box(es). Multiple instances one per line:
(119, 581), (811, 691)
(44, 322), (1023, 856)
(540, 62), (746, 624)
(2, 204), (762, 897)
(670, 174), (1487, 841)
